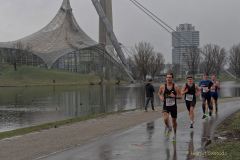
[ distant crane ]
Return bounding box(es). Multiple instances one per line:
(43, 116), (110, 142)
(91, 0), (134, 81)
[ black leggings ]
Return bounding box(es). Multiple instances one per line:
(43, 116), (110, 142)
(202, 95), (212, 114)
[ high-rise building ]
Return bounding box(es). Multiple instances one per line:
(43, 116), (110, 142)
(172, 23), (199, 77)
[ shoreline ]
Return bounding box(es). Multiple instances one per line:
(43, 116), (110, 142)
(0, 109), (139, 140)
(0, 80), (128, 87)
(0, 97), (239, 160)
(0, 96), (238, 140)
(0, 108), (163, 160)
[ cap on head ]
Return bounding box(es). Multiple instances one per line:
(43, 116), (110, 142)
(186, 75), (193, 79)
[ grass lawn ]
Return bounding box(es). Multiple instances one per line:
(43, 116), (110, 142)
(0, 64), (103, 86)
(206, 111), (240, 160)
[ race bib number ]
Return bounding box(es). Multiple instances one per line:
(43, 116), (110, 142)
(202, 87), (208, 93)
(166, 98), (175, 106)
(211, 88), (216, 92)
(185, 94), (193, 101)
(211, 85), (216, 92)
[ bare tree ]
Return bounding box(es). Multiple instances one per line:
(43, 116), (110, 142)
(127, 57), (139, 79)
(12, 41), (24, 71)
(171, 63), (180, 78)
(149, 52), (165, 80)
(184, 47), (200, 77)
(201, 44), (226, 76)
(133, 42), (154, 80)
(201, 44), (215, 75)
(213, 47), (227, 76)
(229, 44), (240, 78)
(11, 41), (33, 71)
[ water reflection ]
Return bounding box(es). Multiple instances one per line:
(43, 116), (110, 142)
(99, 143), (112, 160)
(173, 142), (177, 160)
(164, 138), (170, 160)
(0, 84), (145, 132)
(186, 131), (195, 160)
(201, 114), (218, 149)
(219, 81), (240, 97)
(146, 121), (155, 140)
(164, 139), (177, 160)
(0, 81), (239, 132)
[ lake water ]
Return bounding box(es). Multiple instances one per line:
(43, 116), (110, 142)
(0, 81), (239, 132)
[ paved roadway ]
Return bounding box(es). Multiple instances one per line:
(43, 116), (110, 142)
(38, 101), (240, 160)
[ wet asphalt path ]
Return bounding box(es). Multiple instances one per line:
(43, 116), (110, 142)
(38, 101), (240, 160)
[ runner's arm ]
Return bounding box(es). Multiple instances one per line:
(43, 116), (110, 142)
(175, 85), (182, 99)
(181, 84), (188, 95)
(195, 84), (201, 96)
(158, 85), (164, 101)
(216, 81), (220, 90)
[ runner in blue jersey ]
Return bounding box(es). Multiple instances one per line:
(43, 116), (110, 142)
(199, 73), (213, 119)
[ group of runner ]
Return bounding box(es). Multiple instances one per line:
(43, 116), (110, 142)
(145, 72), (220, 141)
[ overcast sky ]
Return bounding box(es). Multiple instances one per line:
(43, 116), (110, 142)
(0, 0), (240, 63)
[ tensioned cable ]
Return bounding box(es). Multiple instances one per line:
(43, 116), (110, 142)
(129, 0), (205, 55)
(121, 45), (133, 57)
(129, 0), (172, 34)
(129, 0), (193, 44)
(131, 0), (176, 32)
(130, 0), (195, 46)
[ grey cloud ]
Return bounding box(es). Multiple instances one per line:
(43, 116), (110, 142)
(1, 0), (240, 63)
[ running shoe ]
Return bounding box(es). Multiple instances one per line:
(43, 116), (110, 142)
(209, 111), (212, 116)
(202, 114), (207, 119)
(165, 126), (172, 137)
(172, 135), (176, 142)
(190, 123), (193, 128)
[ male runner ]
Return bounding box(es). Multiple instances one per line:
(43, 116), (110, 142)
(158, 72), (181, 141)
(181, 75), (200, 128)
(199, 73), (213, 119)
(210, 74), (220, 113)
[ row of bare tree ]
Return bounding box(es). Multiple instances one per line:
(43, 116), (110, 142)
(185, 43), (240, 78)
(183, 44), (227, 77)
(129, 41), (240, 80)
(128, 42), (165, 80)
(4, 40), (240, 80)
(229, 44), (240, 78)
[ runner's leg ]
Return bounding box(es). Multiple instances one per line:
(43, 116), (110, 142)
(202, 96), (207, 118)
(163, 111), (170, 128)
(207, 96), (213, 116)
(189, 106), (194, 128)
(172, 118), (177, 135)
(215, 97), (218, 113)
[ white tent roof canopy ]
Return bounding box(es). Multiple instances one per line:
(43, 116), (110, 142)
(0, 0), (100, 68)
